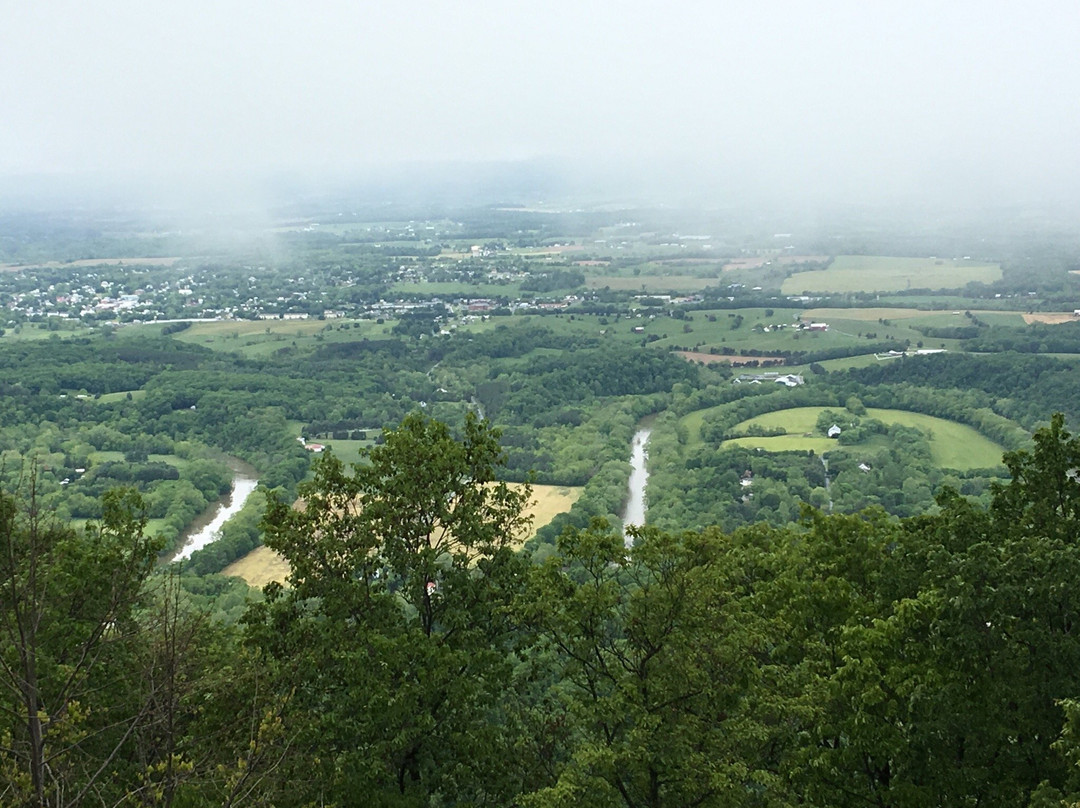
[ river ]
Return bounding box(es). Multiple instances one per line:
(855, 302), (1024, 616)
(173, 459), (260, 561)
(622, 422), (653, 543)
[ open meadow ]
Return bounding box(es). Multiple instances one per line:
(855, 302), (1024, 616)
(159, 318), (395, 357)
(720, 406), (1005, 469)
(782, 256), (1002, 294)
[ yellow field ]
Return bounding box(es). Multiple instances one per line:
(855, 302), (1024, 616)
(1023, 312), (1080, 324)
(511, 484), (584, 549)
(222, 546), (291, 589)
(223, 483), (583, 588)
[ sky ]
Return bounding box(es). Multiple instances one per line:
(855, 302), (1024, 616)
(3, 0), (1080, 207)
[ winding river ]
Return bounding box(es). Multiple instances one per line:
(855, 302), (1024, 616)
(622, 422), (653, 544)
(173, 460), (260, 561)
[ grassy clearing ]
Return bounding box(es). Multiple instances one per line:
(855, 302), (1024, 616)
(721, 407), (1004, 469)
(147, 453), (191, 470)
(314, 439), (378, 468)
(224, 483), (583, 588)
(1, 325), (96, 341)
(165, 318), (395, 357)
(782, 256), (1002, 294)
(786, 354), (892, 373)
(724, 436), (838, 454)
(97, 389), (146, 403)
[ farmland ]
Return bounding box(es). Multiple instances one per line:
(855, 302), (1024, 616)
(782, 255), (1002, 294)
(721, 406), (1005, 470)
(224, 483), (584, 586)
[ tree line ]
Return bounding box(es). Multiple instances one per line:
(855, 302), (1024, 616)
(3, 413), (1080, 806)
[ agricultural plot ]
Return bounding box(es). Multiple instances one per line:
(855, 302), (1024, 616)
(722, 406), (1005, 470)
(782, 256), (1002, 294)
(224, 483), (583, 587)
(649, 308), (877, 355)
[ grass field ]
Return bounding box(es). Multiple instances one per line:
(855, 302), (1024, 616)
(157, 318), (394, 357)
(782, 256), (1002, 294)
(0, 324), (97, 341)
(801, 308), (1024, 326)
(97, 389), (146, 403)
(721, 407), (1004, 469)
(724, 435), (838, 454)
(223, 483), (584, 588)
(310, 439), (378, 467)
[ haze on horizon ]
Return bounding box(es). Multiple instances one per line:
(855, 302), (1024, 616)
(3, 1), (1079, 211)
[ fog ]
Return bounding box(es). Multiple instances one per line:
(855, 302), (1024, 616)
(3, 1), (1079, 210)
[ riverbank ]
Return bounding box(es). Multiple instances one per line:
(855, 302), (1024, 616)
(171, 457), (260, 561)
(621, 417), (655, 541)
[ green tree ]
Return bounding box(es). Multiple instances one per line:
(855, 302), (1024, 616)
(518, 520), (786, 808)
(246, 412), (533, 805)
(0, 476), (161, 807)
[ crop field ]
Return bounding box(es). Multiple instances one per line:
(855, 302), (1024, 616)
(782, 256), (1002, 294)
(223, 546), (290, 589)
(224, 483), (583, 587)
(722, 407), (1005, 469)
(1024, 312), (1080, 324)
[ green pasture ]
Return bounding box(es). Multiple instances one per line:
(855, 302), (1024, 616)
(872, 294), (1033, 310)
(782, 256), (1002, 294)
(783, 354), (890, 373)
(454, 311), (673, 346)
(147, 453), (191, 470)
(97, 389), (146, 403)
(722, 406), (1004, 469)
(724, 435), (838, 454)
(163, 318), (394, 358)
(649, 308), (884, 354)
(313, 439), (377, 468)
(0, 323), (96, 341)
